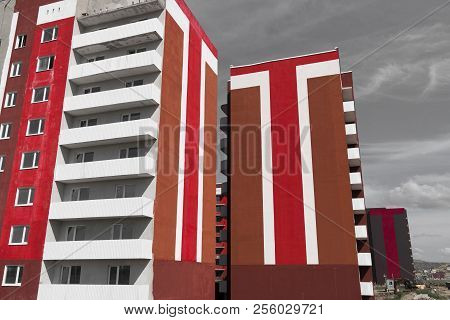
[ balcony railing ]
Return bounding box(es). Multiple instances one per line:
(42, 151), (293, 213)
(38, 284), (151, 300)
(59, 118), (158, 148)
(350, 172), (363, 190)
(64, 84), (160, 116)
(68, 51), (162, 85)
(348, 148), (361, 167)
(73, 19), (163, 55)
(43, 239), (153, 261)
(343, 101), (356, 123)
(54, 157), (156, 183)
(345, 123), (358, 145)
(352, 198), (366, 214)
(357, 253), (372, 266)
(355, 225), (368, 239)
(49, 197), (154, 220)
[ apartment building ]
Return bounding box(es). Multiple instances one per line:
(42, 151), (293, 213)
(226, 50), (374, 299)
(367, 208), (415, 284)
(0, 0), (218, 300)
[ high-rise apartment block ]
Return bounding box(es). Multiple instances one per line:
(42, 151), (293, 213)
(0, 0), (217, 300)
(367, 208), (415, 284)
(224, 50), (374, 299)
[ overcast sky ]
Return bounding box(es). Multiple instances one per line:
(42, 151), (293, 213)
(186, 0), (450, 262)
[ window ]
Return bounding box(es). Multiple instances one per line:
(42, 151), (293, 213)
(80, 118), (97, 127)
(41, 26), (58, 43)
(0, 123), (11, 139)
(75, 152), (94, 163)
(84, 87), (101, 94)
(10, 62), (21, 77)
(87, 56), (105, 62)
(32, 86), (50, 103)
(128, 48), (146, 55)
(71, 188), (90, 201)
(9, 226), (29, 245)
(111, 224), (123, 240)
(125, 80), (144, 88)
(119, 147), (138, 159)
(66, 226), (86, 241)
(115, 185), (136, 199)
(15, 34), (27, 49)
(0, 155), (5, 172)
(108, 266), (130, 285)
(15, 188), (35, 206)
(4, 92), (17, 108)
(26, 119), (45, 136)
(60, 266), (81, 284)
(2, 266), (23, 286)
(20, 151), (40, 169)
(37, 56), (55, 72)
(121, 113), (140, 122)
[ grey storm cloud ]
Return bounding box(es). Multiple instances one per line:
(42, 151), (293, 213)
(185, 0), (450, 262)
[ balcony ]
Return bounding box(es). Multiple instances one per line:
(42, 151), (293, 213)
(78, 0), (165, 28)
(357, 253), (372, 266)
(220, 160), (227, 175)
(220, 138), (227, 154)
(38, 284), (151, 300)
(352, 198), (366, 214)
(64, 84), (160, 116)
(43, 239), (153, 261)
(350, 172), (363, 190)
(360, 282), (374, 296)
(54, 157), (155, 183)
(343, 101), (356, 123)
(220, 117), (228, 133)
(72, 19), (164, 55)
(355, 225), (368, 239)
(348, 147), (361, 167)
(68, 51), (162, 85)
(59, 118), (158, 149)
(49, 197), (154, 220)
(345, 123), (358, 145)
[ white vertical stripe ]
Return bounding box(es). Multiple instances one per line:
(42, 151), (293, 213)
(196, 42), (218, 262)
(230, 72), (276, 265)
(0, 13), (19, 116)
(296, 59), (341, 265)
(167, 0), (190, 261)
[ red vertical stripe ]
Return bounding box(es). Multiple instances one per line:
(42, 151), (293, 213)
(181, 26), (202, 261)
(270, 63), (306, 265)
(382, 214), (400, 279)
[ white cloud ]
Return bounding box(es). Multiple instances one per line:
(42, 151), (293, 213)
(424, 58), (450, 94)
(439, 248), (450, 256)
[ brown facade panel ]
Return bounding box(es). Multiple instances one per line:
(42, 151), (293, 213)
(0, 261), (41, 300)
(230, 87), (264, 266)
(231, 265), (361, 300)
(153, 13), (184, 261)
(202, 65), (218, 264)
(153, 260), (215, 300)
(308, 75), (357, 265)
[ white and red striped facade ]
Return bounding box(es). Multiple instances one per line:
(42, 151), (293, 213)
(0, 0), (217, 300)
(228, 50), (374, 299)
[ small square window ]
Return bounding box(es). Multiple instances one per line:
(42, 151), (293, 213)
(0, 155), (5, 172)
(108, 266), (130, 285)
(66, 226), (86, 241)
(26, 119), (45, 136)
(71, 188), (90, 201)
(15, 35), (27, 49)
(41, 27), (58, 43)
(4, 92), (17, 108)
(0, 123), (11, 139)
(2, 266), (23, 286)
(37, 56), (55, 72)
(9, 226), (29, 245)
(20, 151), (40, 170)
(15, 188), (35, 206)
(32, 87), (50, 103)
(60, 266), (81, 285)
(10, 62), (22, 77)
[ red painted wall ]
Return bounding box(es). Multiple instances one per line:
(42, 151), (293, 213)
(0, 0), (74, 298)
